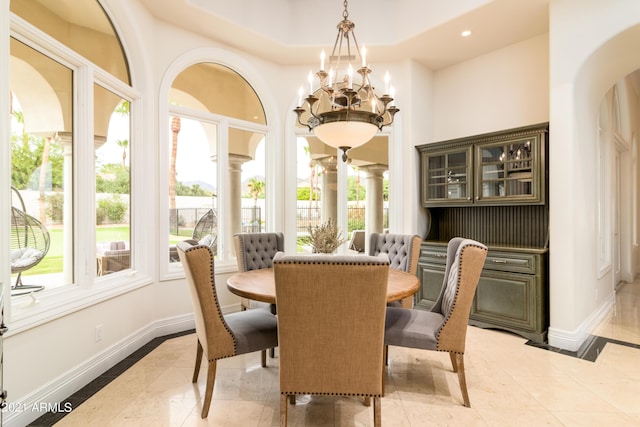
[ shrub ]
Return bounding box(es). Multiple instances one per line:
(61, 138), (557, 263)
(45, 192), (64, 223)
(97, 195), (128, 224)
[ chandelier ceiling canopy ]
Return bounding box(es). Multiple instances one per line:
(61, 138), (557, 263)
(294, 0), (399, 162)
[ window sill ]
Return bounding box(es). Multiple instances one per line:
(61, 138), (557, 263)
(160, 259), (238, 282)
(6, 270), (153, 336)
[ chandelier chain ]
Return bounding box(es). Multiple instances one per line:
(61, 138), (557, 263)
(343, 0), (349, 19)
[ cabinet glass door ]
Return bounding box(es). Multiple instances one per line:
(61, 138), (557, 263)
(422, 147), (471, 205)
(476, 137), (539, 203)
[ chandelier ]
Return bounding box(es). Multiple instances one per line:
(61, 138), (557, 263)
(294, 0), (399, 162)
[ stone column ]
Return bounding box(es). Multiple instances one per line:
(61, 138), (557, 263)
(318, 156), (338, 223)
(228, 154), (252, 244)
(58, 132), (75, 282)
(362, 164), (387, 252)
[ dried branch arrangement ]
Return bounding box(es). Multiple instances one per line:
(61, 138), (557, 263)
(307, 218), (348, 254)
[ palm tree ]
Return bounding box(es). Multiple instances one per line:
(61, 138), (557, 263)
(169, 115), (181, 210)
(116, 139), (129, 168)
(114, 101), (130, 169)
(247, 177), (265, 231)
(247, 177), (265, 206)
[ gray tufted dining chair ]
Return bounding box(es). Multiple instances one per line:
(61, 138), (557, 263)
(384, 238), (487, 407)
(368, 232), (421, 307)
(233, 232), (284, 311)
(177, 241), (278, 418)
(234, 232), (284, 358)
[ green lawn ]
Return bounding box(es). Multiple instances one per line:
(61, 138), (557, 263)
(18, 226), (132, 276)
(18, 226), (297, 277)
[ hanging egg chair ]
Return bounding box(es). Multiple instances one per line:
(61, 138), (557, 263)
(192, 208), (217, 256)
(10, 186), (50, 296)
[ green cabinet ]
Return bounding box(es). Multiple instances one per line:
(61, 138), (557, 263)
(418, 123), (547, 206)
(416, 123), (550, 344)
(420, 146), (473, 205)
(416, 242), (548, 343)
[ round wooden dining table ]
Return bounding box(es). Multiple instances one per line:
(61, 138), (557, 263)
(226, 267), (420, 305)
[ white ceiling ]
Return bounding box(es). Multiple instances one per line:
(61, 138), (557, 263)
(136, 0), (549, 70)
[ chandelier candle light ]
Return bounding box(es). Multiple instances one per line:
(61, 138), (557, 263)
(294, 0), (399, 162)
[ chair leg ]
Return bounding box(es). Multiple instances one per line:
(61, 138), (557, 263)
(280, 394), (288, 426)
(373, 396), (381, 427)
(449, 351), (458, 373)
(261, 349), (267, 367)
(201, 360), (217, 418)
(384, 345), (389, 366)
(453, 353), (471, 408)
(364, 396), (371, 407)
(289, 395), (296, 404)
(381, 362), (385, 397)
(193, 340), (203, 383)
(269, 303), (277, 358)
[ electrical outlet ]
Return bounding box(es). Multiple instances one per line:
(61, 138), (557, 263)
(95, 324), (103, 342)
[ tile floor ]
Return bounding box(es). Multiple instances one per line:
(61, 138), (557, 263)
(33, 279), (640, 426)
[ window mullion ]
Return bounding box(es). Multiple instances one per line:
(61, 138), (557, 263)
(76, 65), (95, 286)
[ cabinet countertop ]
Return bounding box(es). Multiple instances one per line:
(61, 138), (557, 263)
(423, 240), (549, 255)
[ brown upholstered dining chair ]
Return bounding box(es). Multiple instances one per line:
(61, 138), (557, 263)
(233, 232), (284, 311)
(369, 232), (421, 307)
(273, 253), (389, 427)
(177, 241), (278, 418)
(384, 237), (487, 407)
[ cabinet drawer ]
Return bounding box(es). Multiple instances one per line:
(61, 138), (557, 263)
(421, 245), (540, 275)
(483, 251), (538, 274)
(419, 246), (448, 265)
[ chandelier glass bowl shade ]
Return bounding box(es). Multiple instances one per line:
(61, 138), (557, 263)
(294, 0), (399, 162)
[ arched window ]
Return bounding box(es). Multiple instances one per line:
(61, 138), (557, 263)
(164, 62), (268, 273)
(9, 0), (137, 301)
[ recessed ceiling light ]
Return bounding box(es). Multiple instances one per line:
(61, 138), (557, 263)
(461, 30), (472, 37)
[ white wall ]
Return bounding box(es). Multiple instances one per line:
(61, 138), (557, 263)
(433, 33), (549, 141)
(548, 0), (640, 350)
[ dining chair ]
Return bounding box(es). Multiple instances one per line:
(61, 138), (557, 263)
(177, 241), (278, 418)
(233, 231), (284, 311)
(369, 232), (421, 307)
(273, 253), (389, 427)
(384, 237), (487, 407)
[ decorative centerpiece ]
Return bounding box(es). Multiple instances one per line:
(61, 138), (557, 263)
(307, 218), (347, 254)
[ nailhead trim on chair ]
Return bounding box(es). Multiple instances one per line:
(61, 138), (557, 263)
(274, 259), (388, 265)
(280, 391), (382, 397)
(184, 244), (238, 358)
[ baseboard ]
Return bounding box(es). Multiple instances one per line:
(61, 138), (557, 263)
(3, 313), (195, 427)
(548, 294), (614, 351)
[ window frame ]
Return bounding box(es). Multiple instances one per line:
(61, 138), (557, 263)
(6, 10), (147, 335)
(159, 62), (271, 281)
